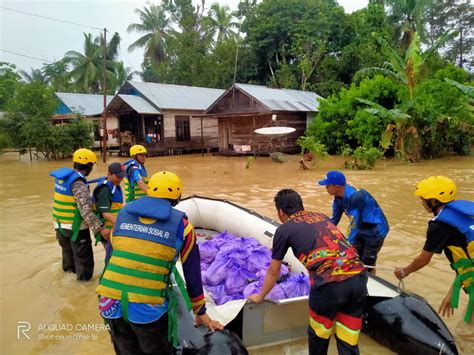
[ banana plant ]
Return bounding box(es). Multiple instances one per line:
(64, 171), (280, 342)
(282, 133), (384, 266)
(444, 78), (474, 105)
(356, 31), (454, 99)
(356, 98), (421, 161)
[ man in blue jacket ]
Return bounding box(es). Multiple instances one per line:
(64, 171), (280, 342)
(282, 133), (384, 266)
(319, 170), (389, 271)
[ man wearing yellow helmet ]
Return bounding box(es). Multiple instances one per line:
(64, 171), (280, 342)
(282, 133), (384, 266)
(49, 148), (110, 281)
(123, 144), (148, 202)
(96, 171), (223, 353)
(394, 176), (474, 353)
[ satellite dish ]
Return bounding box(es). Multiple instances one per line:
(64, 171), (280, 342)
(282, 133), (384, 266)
(254, 126), (296, 135)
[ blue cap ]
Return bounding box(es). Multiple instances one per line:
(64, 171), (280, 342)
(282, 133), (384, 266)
(318, 170), (346, 186)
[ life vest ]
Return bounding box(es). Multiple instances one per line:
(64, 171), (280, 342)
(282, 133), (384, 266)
(123, 159), (148, 202)
(344, 188), (389, 242)
(95, 196), (184, 309)
(50, 167), (87, 241)
(92, 177), (124, 229)
(434, 200), (474, 322)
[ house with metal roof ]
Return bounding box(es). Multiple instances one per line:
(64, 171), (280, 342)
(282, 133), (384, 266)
(201, 83), (324, 155)
(53, 92), (119, 148)
(106, 81), (224, 155)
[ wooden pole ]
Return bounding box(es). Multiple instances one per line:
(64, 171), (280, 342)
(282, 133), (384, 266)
(201, 116), (204, 157)
(102, 27), (107, 163)
(141, 114), (146, 144)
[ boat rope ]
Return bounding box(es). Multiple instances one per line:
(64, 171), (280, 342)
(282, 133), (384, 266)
(363, 264), (393, 271)
(363, 264), (406, 292)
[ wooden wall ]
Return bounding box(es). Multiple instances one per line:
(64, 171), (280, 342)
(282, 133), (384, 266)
(163, 109), (218, 150)
(210, 88), (265, 114)
(218, 113), (306, 154)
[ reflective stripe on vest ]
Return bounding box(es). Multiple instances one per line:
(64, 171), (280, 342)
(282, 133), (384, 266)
(95, 202), (184, 306)
(435, 201), (474, 323)
(92, 178), (124, 229)
(50, 167), (87, 240)
(123, 159), (148, 202)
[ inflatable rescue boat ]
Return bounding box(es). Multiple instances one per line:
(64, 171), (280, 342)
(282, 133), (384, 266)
(174, 195), (458, 354)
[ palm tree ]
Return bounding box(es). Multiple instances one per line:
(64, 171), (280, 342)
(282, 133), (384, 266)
(64, 33), (119, 94)
(20, 68), (48, 84)
(127, 4), (170, 65)
(206, 3), (237, 43)
(385, 0), (434, 49)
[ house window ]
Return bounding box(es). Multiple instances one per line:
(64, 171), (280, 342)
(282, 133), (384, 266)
(175, 116), (190, 141)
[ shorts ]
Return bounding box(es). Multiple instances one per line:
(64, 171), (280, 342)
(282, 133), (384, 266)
(352, 236), (384, 266)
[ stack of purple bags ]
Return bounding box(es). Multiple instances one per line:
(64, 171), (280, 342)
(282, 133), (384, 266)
(199, 231), (310, 305)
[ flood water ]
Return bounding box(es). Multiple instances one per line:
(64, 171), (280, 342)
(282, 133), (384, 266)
(1, 152), (473, 354)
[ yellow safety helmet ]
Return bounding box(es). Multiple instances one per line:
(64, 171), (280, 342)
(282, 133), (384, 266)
(415, 176), (457, 203)
(73, 148), (97, 164)
(147, 171), (182, 200)
(130, 145), (147, 157)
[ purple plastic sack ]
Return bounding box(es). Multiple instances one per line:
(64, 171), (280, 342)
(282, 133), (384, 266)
(246, 247), (272, 274)
(200, 261), (210, 272)
(215, 246), (249, 262)
(211, 231), (237, 249)
(198, 240), (219, 264)
(219, 237), (260, 253)
(266, 284), (287, 302)
(203, 257), (232, 286)
(256, 261), (289, 280)
(215, 293), (244, 306)
(280, 274), (311, 298)
(243, 280), (263, 298)
(225, 262), (256, 295)
(205, 284), (227, 302)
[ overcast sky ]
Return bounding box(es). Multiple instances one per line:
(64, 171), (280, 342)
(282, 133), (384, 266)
(1, 0), (369, 78)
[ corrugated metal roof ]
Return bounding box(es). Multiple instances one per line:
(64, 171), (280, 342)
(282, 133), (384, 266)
(235, 83), (323, 112)
(127, 81), (225, 111)
(55, 92), (113, 116)
(117, 94), (160, 114)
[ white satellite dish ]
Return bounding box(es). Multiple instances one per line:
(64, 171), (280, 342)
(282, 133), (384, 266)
(254, 126), (296, 135)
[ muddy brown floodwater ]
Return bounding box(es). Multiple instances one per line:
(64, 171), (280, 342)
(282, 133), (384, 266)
(1, 152), (472, 354)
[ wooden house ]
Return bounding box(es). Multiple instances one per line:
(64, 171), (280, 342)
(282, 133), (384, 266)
(200, 83), (324, 155)
(106, 81), (224, 156)
(53, 92), (118, 148)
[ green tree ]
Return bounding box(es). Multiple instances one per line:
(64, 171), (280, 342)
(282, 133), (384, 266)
(42, 60), (72, 92)
(206, 3), (237, 44)
(0, 62), (22, 110)
(424, 0), (474, 70)
(3, 81), (57, 158)
(242, 0), (349, 91)
(383, 0), (434, 48)
(308, 75), (402, 153)
(20, 68), (48, 84)
(64, 32), (121, 94)
(127, 4), (170, 66)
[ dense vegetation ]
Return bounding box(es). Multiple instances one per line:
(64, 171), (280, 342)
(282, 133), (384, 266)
(1, 0), (472, 161)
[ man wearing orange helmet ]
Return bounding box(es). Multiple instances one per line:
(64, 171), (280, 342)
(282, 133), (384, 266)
(394, 176), (473, 353)
(96, 171), (223, 353)
(123, 144), (148, 202)
(50, 148), (110, 281)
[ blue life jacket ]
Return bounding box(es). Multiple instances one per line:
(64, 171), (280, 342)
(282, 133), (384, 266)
(50, 167), (88, 240)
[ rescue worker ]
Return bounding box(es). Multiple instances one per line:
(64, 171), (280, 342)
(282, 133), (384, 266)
(249, 189), (367, 355)
(318, 170), (389, 271)
(92, 162), (125, 262)
(50, 148), (110, 281)
(123, 144), (148, 202)
(96, 171), (223, 354)
(394, 176), (473, 354)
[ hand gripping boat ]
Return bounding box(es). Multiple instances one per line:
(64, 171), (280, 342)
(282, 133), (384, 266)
(174, 196), (458, 354)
